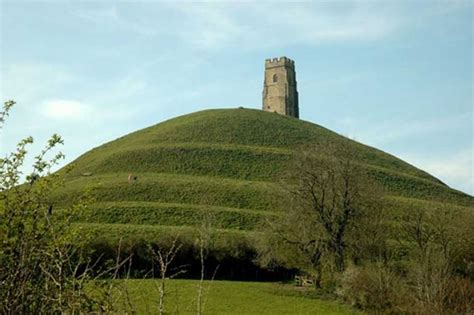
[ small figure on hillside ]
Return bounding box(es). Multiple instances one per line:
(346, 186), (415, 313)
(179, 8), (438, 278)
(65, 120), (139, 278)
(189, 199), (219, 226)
(128, 173), (138, 182)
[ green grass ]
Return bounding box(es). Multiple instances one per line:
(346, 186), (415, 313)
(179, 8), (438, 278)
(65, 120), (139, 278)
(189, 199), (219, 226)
(66, 109), (439, 182)
(52, 108), (473, 254)
(53, 173), (283, 211)
(105, 279), (362, 314)
(70, 222), (255, 251)
(63, 201), (272, 230)
(46, 108), (472, 313)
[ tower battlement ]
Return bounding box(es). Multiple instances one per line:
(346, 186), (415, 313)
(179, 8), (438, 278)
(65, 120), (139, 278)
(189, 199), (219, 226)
(265, 57), (295, 68)
(262, 56), (299, 118)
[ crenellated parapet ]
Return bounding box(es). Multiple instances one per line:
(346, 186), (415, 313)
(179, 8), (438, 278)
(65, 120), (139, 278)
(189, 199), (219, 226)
(265, 56), (295, 68)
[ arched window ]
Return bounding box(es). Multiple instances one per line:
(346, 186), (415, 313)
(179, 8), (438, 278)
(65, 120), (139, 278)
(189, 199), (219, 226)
(273, 74), (278, 83)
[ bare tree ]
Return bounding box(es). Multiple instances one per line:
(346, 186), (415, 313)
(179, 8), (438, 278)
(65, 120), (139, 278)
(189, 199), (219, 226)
(260, 144), (380, 285)
(262, 203), (326, 288)
(149, 235), (186, 315)
(291, 150), (370, 272)
(196, 210), (217, 314)
(399, 206), (473, 313)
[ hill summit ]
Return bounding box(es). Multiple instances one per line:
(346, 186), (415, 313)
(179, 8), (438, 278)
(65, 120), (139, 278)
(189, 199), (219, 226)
(54, 108), (472, 237)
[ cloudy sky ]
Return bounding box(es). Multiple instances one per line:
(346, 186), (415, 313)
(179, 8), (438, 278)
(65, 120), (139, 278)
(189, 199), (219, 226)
(1, 0), (472, 195)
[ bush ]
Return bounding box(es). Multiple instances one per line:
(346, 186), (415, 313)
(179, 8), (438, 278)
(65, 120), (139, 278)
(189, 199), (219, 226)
(444, 276), (474, 314)
(339, 261), (474, 314)
(338, 264), (406, 313)
(406, 255), (474, 314)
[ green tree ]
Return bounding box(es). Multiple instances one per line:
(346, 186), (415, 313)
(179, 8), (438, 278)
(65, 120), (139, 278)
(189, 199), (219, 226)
(0, 100), (101, 313)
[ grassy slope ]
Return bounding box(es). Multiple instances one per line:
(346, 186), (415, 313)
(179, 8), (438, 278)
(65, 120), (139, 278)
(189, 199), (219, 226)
(55, 108), (473, 238)
(107, 279), (361, 314)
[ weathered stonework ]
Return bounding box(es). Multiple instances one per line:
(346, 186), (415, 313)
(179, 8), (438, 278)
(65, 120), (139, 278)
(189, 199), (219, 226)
(262, 56), (299, 118)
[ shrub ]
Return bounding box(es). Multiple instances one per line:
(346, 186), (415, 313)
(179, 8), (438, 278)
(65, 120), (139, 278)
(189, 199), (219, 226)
(338, 263), (405, 313)
(444, 276), (474, 314)
(406, 254), (474, 314)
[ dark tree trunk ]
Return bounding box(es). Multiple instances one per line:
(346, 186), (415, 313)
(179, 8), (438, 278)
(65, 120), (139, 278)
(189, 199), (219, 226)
(334, 245), (345, 272)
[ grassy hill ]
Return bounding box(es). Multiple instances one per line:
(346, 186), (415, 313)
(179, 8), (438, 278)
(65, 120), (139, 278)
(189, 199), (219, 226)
(53, 108), (473, 274)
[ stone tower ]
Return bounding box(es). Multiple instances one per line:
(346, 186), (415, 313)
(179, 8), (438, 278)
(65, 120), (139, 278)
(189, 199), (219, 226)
(262, 56), (299, 118)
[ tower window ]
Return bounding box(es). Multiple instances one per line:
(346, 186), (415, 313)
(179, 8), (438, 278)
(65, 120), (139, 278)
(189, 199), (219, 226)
(273, 74), (278, 83)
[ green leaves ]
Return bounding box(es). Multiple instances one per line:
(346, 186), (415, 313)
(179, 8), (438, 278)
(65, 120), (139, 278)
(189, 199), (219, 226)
(48, 134), (64, 147)
(0, 100), (73, 313)
(0, 100), (15, 128)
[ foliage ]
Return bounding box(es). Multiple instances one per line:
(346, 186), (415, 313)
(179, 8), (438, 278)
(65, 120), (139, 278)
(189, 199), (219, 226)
(337, 204), (474, 314)
(338, 263), (405, 313)
(339, 253), (474, 314)
(258, 142), (473, 313)
(3, 102), (471, 313)
(0, 101), (129, 313)
(0, 100), (84, 313)
(260, 147), (384, 288)
(73, 224), (289, 281)
(289, 149), (379, 272)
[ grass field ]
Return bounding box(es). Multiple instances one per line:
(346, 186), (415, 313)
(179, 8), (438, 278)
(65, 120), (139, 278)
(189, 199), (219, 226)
(51, 108), (473, 279)
(56, 108), (472, 213)
(105, 279), (361, 314)
(7, 108), (470, 314)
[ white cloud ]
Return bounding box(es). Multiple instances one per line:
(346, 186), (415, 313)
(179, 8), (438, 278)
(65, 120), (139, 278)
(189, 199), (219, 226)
(0, 63), (74, 104)
(73, 5), (157, 36)
(68, 2), (407, 52)
(41, 99), (93, 120)
(74, 6), (119, 22)
(161, 2), (406, 51)
(170, 4), (247, 50)
(1, 60), (149, 124)
(354, 113), (472, 146)
(331, 114), (473, 195)
(67, 1), (470, 52)
(400, 149), (473, 195)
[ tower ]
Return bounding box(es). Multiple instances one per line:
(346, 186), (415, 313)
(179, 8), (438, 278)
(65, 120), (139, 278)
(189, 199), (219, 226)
(262, 56), (299, 118)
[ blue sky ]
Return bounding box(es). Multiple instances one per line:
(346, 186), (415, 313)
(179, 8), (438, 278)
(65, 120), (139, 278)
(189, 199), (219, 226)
(1, 0), (472, 195)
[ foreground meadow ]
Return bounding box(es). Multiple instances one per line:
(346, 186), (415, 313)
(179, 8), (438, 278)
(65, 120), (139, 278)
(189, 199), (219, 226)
(106, 279), (361, 314)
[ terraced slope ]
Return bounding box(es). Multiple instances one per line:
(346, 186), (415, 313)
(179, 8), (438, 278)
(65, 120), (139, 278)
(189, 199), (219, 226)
(54, 108), (473, 241)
